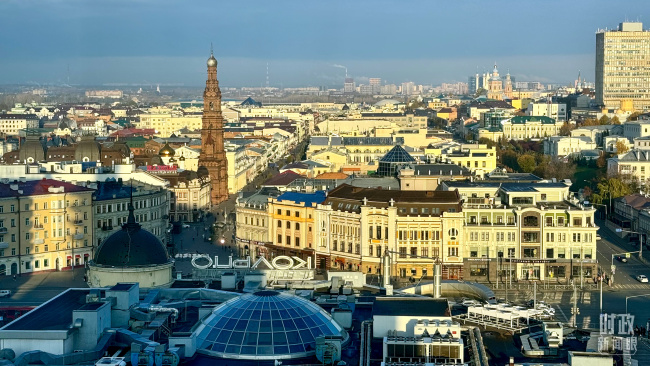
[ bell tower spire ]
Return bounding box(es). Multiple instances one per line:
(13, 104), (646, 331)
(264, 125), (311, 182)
(198, 47), (229, 205)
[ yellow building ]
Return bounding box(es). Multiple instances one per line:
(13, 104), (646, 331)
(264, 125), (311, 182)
(596, 22), (650, 111)
(0, 179), (94, 275)
(426, 143), (497, 177)
(501, 116), (564, 140)
(266, 191), (326, 262)
(441, 180), (598, 282)
(311, 149), (348, 172)
(137, 112), (202, 138)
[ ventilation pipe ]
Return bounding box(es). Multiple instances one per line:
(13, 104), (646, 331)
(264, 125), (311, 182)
(434, 262), (442, 299)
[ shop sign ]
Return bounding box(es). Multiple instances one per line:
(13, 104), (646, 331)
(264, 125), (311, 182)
(191, 254), (312, 270)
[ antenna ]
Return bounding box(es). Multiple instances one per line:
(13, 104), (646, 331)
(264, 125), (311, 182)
(266, 62), (270, 91)
(210, 42), (213, 56)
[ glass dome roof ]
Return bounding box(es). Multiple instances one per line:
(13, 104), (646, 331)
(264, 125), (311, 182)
(195, 290), (348, 360)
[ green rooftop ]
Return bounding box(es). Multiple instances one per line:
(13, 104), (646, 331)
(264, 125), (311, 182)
(508, 116), (556, 124)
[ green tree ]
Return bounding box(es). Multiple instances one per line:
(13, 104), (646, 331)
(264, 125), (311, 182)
(611, 116), (621, 125)
(543, 157), (576, 180)
(501, 150), (520, 172)
(517, 154), (536, 173)
(591, 176), (632, 205)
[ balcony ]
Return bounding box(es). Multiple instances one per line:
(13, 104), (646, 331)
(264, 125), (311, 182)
(73, 220), (84, 226)
(33, 224), (44, 230)
(0, 242), (8, 249)
(101, 226), (114, 232)
(0, 227), (7, 234)
(33, 238), (44, 245)
(74, 233), (84, 240)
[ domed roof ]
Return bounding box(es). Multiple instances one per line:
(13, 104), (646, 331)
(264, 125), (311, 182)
(207, 54), (217, 67)
(158, 142), (175, 157)
(197, 165), (210, 177)
(93, 202), (169, 267)
(196, 290), (348, 360)
(74, 135), (100, 162)
(19, 135), (45, 163)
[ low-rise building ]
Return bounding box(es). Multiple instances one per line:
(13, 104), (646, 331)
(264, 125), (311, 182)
(543, 136), (598, 156)
(607, 150), (650, 183)
(501, 116), (564, 140)
(92, 179), (170, 249)
(0, 114), (39, 136)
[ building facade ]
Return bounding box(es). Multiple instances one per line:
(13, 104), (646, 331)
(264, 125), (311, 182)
(92, 180), (170, 249)
(441, 181), (598, 282)
(0, 179), (94, 276)
(0, 114), (39, 135)
(596, 22), (650, 111)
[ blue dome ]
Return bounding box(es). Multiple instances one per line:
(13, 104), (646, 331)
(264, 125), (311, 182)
(195, 291), (348, 360)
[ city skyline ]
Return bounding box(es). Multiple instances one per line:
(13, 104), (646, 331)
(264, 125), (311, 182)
(0, 0), (647, 87)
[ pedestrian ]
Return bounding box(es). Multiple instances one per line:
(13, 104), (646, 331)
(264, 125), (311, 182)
(12, 275), (16, 281)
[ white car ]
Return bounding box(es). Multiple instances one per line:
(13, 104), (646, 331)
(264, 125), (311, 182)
(596, 234), (602, 240)
(0, 290), (11, 298)
(182, 224), (190, 228)
(637, 275), (648, 283)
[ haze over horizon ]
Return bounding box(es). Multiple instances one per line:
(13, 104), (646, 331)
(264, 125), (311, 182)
(0, 0), (647, 87)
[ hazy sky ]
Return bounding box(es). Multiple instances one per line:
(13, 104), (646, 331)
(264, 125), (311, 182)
(0, 0), (647, 87)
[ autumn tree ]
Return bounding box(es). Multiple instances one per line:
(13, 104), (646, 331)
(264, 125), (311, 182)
(543, 157), (576, 180)
(591, 176), (633, 206)
(598, 115), (610, 125)
(517, 154), (537, 173)
(611, 116), (621, 124)
(615, 140), (629, 154)
(559, 122), (575, 136)
(628, 111), (642, 121)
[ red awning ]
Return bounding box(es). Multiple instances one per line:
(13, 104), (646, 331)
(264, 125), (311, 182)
(75, 255), (81, 258)
(83, 254), (89, 257)
(67, 256), (72, 259)
(335, 258), (345, 264)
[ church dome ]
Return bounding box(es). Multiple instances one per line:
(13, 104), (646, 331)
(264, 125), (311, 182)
(74, 135), (100, 162)
(19, 135), (45, 163)
(94, 203), (169, 267)
(196, 291), (348, 360)
(207, 54), (217, 67)
(158, 143), (175, 157)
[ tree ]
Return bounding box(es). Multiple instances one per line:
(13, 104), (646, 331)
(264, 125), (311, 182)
(559, 122), (575, 136)
(581, 118), (599, 126)
(517, 154), (537, 173)
(598, 115), (610, 125)
(596, 154), (607, 169)
(591, 176), (633, 206)
(615, 140), (629, 154)
(543, 157), (576, 180)
(628, 111), (642, 121)
(611, 116), (621, 125)
(583, 186), (593, 198)
(501, 150), (520, 172)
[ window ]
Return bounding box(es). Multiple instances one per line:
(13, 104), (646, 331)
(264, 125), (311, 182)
(546, 217), (553, 226)
(276, 209), (281, 215)
(295, 237), (300, 247)
(25, 233), (30, 240)
(546, 248), (554, 258)
(286, 221), (290, 228)
(376, 245), (382, 257)
(421, 248), (428, 257)
(523, 248), (537, 258)
(410, 207), (418, 214)
(369, 226), (373, 239)
(286, 236), (291, 246)
(540, 194), (547, 201)
(399, 247), (407, 258)
(573, 233), (581, 242)
(470, 264), (487, 276)
(332, 240), (337, 251)
(347, 243), (352, 253)
(295, 223), (300, 230)
(369, 245), (373, 256)
(44, 259), (49, 267)
(10, 219), (15, 227)
(376, 226), (382, 240)
(277, 220), (282, 227)
(470, 247), (478, 257)
(295, 211), (300, 218)
(573, 218), (582, 226)
(285, 210), (290, 216)
(24, 203), (29, 211)
(558, 248), (566, 258)
(558, 217), (565, 226)
(10, 205), (14, 212)
(355, 244), (360, 254)
(448, 247), (458, 257)
(25, 247), (30, 254)
(277, 234), (282, 244)
(11, 248), (15, 255)
(410, 247), (417, 258)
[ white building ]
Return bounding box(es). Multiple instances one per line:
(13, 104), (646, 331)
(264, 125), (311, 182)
(543, 136), (598, 156)
(526, 102), (567, 121)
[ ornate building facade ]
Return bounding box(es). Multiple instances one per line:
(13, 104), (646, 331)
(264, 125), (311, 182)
(198, 51), (229, 205)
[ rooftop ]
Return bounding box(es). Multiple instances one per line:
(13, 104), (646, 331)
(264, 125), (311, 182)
(373, 297), (450, 317)
(276, 191), (327, 207)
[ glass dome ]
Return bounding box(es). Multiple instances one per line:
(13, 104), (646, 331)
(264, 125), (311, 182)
(195, 290), (348, 360)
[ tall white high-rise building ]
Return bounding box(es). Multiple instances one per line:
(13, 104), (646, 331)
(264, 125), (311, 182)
(596, 22), (650, 111)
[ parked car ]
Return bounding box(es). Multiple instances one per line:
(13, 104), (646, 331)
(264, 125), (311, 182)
(596, 234), (602, 241)
(636, 275), (648, 283)
(182, 223), (190, 228)
(616, 256), (628, 263)
(0, 290), (11, 298)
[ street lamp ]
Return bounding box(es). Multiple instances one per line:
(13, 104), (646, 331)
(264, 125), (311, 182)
(615, 228), (644, 261)
(626, 294), (650, 314)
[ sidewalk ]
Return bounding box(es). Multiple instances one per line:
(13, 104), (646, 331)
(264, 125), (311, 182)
(0, 269), (87, 291)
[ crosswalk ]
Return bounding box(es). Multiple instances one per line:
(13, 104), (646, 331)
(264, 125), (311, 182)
(614, 284), (650, 290)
